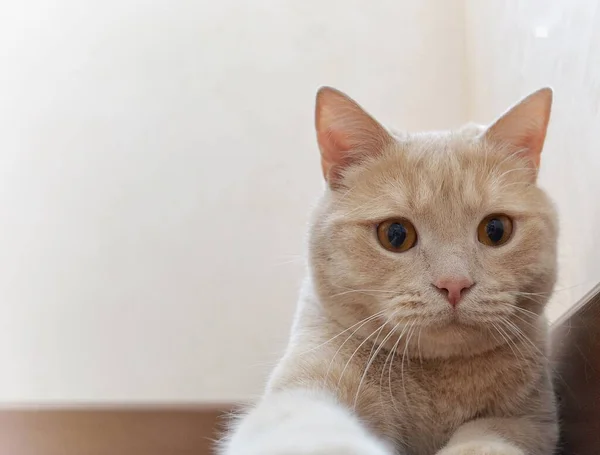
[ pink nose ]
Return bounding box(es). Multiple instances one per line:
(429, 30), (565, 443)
(434, 277), (474, 307)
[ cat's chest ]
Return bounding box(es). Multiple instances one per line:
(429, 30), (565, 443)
(383, 353), (537, 454)
(414, 359), (510, 414)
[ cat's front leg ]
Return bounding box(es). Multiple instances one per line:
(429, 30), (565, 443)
(220, 388), (396, 455)
(437, 440), (523, 455)
(436, 416), (557, 455)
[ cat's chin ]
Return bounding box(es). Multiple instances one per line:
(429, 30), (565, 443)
(397, 312), (513, 358)
(424, 303), (519, 329)
(421, 316), (483, 334)
(414, 322), (506, 358)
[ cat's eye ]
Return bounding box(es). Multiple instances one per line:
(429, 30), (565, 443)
(477, 214), (513, 247)
(376, 219), (417, 252)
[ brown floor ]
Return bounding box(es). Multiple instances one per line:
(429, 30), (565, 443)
(0, 406), (232, 455)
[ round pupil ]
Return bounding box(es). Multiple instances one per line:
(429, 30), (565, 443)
(486, 219), (505, 243)
(387, 223), (407, 248)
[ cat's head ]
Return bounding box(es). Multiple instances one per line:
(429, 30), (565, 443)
(308, 87), (557, 357)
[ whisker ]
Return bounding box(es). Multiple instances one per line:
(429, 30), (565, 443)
(337, 321), (387, 388)
(330, 288), (397, 298)
(417, 326), (424, 367)
(400, 322), (417, 403)
(498, 315), (569, 388)
(353, 322), (401, 409)
(379, 333), (396, 401)
(497, 319), (539, 378)
(388, 324), (411, 411)
(335, 186), (356, 204)
(271, 255), (305, 267)
(508, 293), (548, 305)
(510, 306), (543, 318)
(324, 312), (386, 380)
(500, 318), (546, 361)
(491, 322), (519, 361)
(301, 310), (386, 357)
(507, 311), (541, 330)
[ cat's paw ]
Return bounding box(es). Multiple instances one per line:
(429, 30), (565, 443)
(251, 435), (393, 455)
(436, 440), (524, 455)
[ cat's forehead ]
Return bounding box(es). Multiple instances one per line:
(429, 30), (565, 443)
(334, 132), (536, 223)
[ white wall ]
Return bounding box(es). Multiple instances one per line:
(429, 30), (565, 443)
(465, 0), (600, 320)
(0, 0), (467, 402)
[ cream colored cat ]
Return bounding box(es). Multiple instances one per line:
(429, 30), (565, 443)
(221, 87), (558, 455)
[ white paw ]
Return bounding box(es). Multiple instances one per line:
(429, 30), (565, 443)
(437, 440), (525, 455)
(224, 389), (394, 455)
(246, 434), (393, 455)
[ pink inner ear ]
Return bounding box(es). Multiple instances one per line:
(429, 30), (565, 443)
(318, 128), (352, 178)
(501, 130), (543, 170)
(521, 134), (543, 168)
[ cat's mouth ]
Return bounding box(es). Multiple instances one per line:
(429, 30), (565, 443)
(385, 294), (518, 331)
(451, 307), (517, 330)
(420, 304), (511, 329)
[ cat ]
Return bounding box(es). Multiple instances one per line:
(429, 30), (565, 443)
(220, 86), (558, 455)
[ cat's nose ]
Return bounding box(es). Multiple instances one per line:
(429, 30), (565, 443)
(434, 277), (474, 307)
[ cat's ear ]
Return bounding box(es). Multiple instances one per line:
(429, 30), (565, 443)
(315, 87), (393, 185)
(483, 87), (553, 176)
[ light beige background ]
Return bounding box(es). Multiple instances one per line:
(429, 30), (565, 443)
(465, 0), (600, 318)
(0, 0), (597, 402)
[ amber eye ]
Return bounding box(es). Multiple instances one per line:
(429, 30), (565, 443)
(477, 214), (513, 246)
(377, 219), (417, 252)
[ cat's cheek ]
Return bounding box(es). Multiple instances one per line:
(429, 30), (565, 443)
(477, 241), (542, 289)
